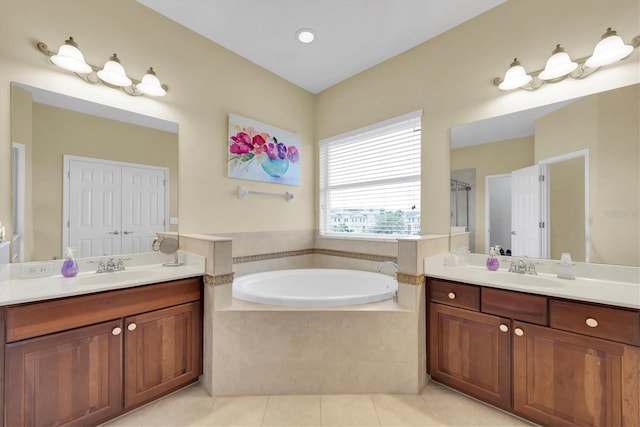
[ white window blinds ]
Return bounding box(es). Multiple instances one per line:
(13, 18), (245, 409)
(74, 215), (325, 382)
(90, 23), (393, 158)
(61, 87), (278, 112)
(319, 110), (422, 237)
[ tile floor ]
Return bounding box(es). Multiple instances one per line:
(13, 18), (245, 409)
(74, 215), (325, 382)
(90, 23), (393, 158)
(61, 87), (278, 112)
(101, 381), (536, 427)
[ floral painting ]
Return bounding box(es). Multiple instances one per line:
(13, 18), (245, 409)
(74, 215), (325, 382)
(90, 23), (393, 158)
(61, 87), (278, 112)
(228, 113), (301, 186)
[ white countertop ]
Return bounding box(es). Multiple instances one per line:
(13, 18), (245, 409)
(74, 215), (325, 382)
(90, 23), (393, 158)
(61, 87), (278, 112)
(425, 254), (640, 310)
(0, 252), (206, 306)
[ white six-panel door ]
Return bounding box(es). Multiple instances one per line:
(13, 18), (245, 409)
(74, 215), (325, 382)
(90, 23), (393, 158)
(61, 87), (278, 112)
(511, 164), (543, 258)
(65, 156), (167, 258)
(121, 166), (166, 255)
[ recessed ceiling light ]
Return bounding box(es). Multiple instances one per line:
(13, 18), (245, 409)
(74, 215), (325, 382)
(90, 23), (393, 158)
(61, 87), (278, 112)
(296, 29), (315, 44)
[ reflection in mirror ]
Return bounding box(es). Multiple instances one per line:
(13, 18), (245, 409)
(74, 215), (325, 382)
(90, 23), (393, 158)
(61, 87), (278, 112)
(450, 84), (639, 266)
(10, 83), (179, 263)
(152, 235), (183, 267)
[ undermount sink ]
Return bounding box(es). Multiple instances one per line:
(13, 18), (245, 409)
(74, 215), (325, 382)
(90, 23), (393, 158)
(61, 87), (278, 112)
(71, 269), (153, 285)
(476, 270), (564, 288)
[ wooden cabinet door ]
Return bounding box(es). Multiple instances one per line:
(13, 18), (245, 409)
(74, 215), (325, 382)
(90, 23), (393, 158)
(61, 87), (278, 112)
(429, 303), (511, 409)
(512, 321), (640, 426)
(5, 319), (123, 427)
(124, 301), (202, 408)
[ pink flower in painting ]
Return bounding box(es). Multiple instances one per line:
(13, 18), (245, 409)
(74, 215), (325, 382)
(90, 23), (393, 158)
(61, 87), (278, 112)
(251, 133), (267, 154)
(229, 132), (252, 154)
(286, 146), (299, 163)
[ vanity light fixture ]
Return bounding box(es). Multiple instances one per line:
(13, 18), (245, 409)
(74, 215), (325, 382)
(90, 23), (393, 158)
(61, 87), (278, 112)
(37, 37), (168, 97)
(494, 28), (639, 91)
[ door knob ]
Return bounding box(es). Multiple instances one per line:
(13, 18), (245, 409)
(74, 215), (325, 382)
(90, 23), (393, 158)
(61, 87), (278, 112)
(123, 231), (134, 235)
(112, 327), (122, 336)
(499, 324), (509, 333)
(514, 327), (524, 337)
(108, 230), (120, 235)
(127, 323), (137, 331)
(447, 292), (456, 300)
(511, 231), (517, 235)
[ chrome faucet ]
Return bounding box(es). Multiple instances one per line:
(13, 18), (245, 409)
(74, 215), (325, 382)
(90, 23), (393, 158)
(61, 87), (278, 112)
(96, 257), (126, 273)
(508, 258), (538, 275)
(517, 259), (527, 274)
(377, 260), (399, 273)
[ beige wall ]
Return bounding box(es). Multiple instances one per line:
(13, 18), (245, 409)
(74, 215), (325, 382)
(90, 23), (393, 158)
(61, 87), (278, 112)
(549, 158), (585, 261)
(9, 86), (34, 261)
(536, 85), (640, 265)
(0, 0), (315, 251)
(451, 137), (534, 253)
(30, 102), (178, 260)
(593, 85), (640, 265)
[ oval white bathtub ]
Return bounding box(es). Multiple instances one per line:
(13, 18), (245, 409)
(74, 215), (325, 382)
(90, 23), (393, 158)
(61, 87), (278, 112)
(232, 269), (398, 307)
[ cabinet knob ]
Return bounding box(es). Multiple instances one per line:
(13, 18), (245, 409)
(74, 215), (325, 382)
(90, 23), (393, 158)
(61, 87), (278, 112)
(514, 327), (524, 337)
(127, 323), (137, 331)
(499, 324), (509, 333)
(112, 327), (122, 336)
(585, 317), (598, 328)
(447, 292), (456, 300)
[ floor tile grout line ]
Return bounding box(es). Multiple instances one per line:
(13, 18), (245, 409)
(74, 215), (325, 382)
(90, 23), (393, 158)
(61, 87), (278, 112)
(260, 395), (270, 426)
(370, 394), (383, 427)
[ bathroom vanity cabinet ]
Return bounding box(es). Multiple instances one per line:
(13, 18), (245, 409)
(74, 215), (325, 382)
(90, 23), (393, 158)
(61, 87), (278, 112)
(2, 277), (203, 427)
(427, 277), (640, 426)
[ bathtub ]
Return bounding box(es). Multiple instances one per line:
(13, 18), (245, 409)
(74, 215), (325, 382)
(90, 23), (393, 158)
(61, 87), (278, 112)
(232, 268), (398, 307)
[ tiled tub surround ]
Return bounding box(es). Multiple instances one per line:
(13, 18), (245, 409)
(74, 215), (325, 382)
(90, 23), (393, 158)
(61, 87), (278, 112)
(182, 232), (449, 396)
(210, 292), (423, 396)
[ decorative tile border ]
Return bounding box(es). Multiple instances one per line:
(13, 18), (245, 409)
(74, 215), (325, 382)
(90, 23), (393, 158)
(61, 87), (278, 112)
(314, 249), (397, 264)
(204, 272), (235, 286)
(233, 249), (314, 264)
(397, 273), (425, 286)
(233, 248), (397, 264)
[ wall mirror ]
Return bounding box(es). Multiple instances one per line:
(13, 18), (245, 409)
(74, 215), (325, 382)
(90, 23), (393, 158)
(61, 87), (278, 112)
(11, 82), (179, 263)
(450, 83), (639, 266)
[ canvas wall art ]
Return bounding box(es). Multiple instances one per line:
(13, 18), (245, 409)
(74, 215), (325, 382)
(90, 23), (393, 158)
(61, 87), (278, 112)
(228, 113), (301, 186)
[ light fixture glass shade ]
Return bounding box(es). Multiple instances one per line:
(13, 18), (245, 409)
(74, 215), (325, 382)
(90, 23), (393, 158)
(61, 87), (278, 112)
(136, 68), (166, 97)
(585, 28), (634, 68)
(97, 54), (132, 87)
(50, 38), (92, 74)
(498, 58), (532, 90)
(539, 45), (578, 80)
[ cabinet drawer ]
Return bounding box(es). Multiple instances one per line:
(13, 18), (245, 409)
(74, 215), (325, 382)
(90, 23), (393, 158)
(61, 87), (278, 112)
(429, 279), (480, 311)
(550, 299), (640, 346)
(6, 277), (202, 342)
(482, 288), (548, 326)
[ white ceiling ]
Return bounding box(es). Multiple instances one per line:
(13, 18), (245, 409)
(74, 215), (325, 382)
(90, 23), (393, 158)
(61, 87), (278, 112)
(137, 0), (506, 94)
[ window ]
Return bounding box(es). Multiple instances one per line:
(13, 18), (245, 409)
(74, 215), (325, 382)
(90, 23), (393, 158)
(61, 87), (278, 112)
(319, 110), (421, 237)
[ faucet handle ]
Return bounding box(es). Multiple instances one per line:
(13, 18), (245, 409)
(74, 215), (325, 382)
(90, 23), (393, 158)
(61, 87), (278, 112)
(527, 261), (537, 275)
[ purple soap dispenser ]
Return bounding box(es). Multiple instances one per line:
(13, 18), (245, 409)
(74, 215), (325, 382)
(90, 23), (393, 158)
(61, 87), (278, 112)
(61, 247), (78, 277)
(486, 247), (500, 271)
